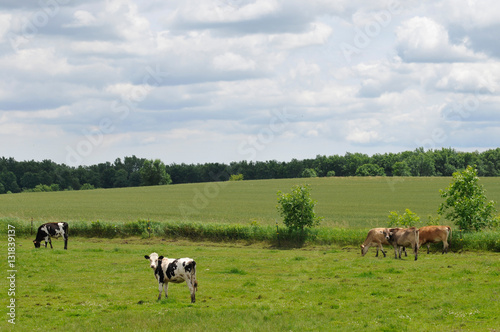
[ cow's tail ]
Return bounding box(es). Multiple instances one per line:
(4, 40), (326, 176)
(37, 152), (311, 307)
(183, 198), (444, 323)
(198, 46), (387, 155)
(414, 229), (419, 257)
(448, 226), (452, 240)
(191, 260), (198, 291)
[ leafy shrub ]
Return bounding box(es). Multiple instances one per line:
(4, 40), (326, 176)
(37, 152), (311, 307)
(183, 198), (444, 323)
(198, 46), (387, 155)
(301, 168), (318, 178)
(229, 174), (244, 181)
(80, 183), (95, 190)
(276, 185), (322, 231)
(387, 209), (421, 228)
(355, 164), (386, 176)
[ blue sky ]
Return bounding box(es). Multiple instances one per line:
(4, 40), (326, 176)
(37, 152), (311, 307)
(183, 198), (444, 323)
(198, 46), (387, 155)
(1, 0), (499, 166)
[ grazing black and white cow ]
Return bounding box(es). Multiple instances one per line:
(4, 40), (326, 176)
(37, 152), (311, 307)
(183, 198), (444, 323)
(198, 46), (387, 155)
(33, 222), (68, 250)
(144, 252), (198, 303)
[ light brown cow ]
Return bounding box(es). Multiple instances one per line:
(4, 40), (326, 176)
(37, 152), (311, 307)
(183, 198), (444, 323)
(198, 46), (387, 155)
(388, 227), (419, 261)
(419, 225), (452, 254)
(361, 228), (391, 257)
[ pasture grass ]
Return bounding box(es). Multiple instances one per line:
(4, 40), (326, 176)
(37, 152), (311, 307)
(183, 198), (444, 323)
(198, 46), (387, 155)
(3, 177), (500, 228)
(1, 237), (499, 331)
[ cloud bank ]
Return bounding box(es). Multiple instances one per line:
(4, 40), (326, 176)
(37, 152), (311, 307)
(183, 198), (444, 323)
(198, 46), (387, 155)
(0, 0), (499, 166)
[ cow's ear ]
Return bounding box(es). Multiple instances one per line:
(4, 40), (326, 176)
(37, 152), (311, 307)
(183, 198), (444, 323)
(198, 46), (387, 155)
(158, 256), (164, 260)
(144, 255), (150, 259)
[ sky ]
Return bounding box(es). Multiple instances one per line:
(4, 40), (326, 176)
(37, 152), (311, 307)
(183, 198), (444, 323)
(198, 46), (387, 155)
(1, 0), (499, 167)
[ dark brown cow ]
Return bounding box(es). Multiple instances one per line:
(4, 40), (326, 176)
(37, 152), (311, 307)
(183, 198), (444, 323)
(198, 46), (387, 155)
(419, 225), (452, 254)
(388, 227), (419, 261)
(361, 228), (391, 257)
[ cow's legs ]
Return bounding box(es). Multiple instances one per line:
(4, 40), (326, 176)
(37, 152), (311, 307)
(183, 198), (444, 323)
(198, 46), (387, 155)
(414, 244), (418, 261)
(48, 238), (53, 249)
(378, 244), (386, 257)
(64, 236), (68, 250)
(427, 244), (431, 254)
(186, 280), (196, 303)
(157, 282), (163, 300)
(442, 240), (448, 254)
(394, 246), (398, 259)
(164, 282), (169, 299)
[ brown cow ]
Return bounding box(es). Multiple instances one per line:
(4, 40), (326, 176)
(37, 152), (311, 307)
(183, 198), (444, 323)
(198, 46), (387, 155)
(388, 227), (419, 261)
(360, 228), (391, 257)
(419, 225), (452, 254)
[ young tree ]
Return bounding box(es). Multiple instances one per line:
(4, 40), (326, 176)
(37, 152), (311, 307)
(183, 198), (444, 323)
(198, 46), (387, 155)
(355, 163), (386, 176)
(438, 166), (496, 231)
(392, 161), (411, 176)
(301, 168), (318, 178)
(276, 185), (322, 231)
(140, 159), (172, 186)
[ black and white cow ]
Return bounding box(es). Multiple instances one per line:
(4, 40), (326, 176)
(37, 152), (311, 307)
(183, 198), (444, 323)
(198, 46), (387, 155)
(33, 222), (68, 250)
(144, 252), (198, 303)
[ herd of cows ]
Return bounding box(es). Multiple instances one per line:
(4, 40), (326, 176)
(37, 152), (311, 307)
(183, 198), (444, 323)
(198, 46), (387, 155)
(32, 222), (452, 303)
(360, 225), (452, 261)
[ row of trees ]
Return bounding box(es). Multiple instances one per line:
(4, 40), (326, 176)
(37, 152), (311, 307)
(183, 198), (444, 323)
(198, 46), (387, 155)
(0, 156), (171, 194)
(1, 147), (500, 194)
(169, 147), (500, 183)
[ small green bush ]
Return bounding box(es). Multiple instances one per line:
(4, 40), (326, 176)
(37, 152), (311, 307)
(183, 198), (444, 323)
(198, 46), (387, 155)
(276, 185), (322, 231)
(387, 209), (421, 228)
(229, 174), (244, 181)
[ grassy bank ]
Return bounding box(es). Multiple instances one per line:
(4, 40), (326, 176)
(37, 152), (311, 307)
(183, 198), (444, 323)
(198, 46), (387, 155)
(4, 218), (499, 252)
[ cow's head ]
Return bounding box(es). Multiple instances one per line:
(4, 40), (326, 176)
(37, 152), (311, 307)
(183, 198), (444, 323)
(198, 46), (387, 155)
(383, 229), (391, 241)
(360, 244), (366, 256)
(145, 253), (160, 270)
(33, 240), (41, 248)
(387, 228), (398, 241)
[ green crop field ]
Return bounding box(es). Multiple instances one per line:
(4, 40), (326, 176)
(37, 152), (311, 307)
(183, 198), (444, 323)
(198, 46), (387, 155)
(1, 237), (499, 331)
(2, 176), (500, 228)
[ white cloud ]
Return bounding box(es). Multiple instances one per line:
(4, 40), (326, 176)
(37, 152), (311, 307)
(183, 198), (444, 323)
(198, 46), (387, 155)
(346, 119), (381, 144)
(212, 52), (256, 71)
(269, 22), (332, 49)
(0, 13), (12, 41)
(64, 10), (98, 27)
(396, 16), (486, 62)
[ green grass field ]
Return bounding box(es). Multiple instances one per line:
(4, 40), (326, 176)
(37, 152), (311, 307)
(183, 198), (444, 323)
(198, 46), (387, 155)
(2, 177), (499, 228)
(1, 237), (499, 331)
(1, 177), (500, 331)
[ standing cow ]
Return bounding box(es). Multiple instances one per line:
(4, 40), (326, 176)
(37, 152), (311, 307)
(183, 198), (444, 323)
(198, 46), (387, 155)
(360, 228), (392, 257)
(33, 222), (68, 249)
(419, 225), (452, 254)
(145, 252), (198, 303)
(361, 228), (407, 257)
(388, 227), (419, 261)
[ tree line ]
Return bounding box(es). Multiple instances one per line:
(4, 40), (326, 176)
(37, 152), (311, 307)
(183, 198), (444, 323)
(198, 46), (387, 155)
(1, 147), (500, 194)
